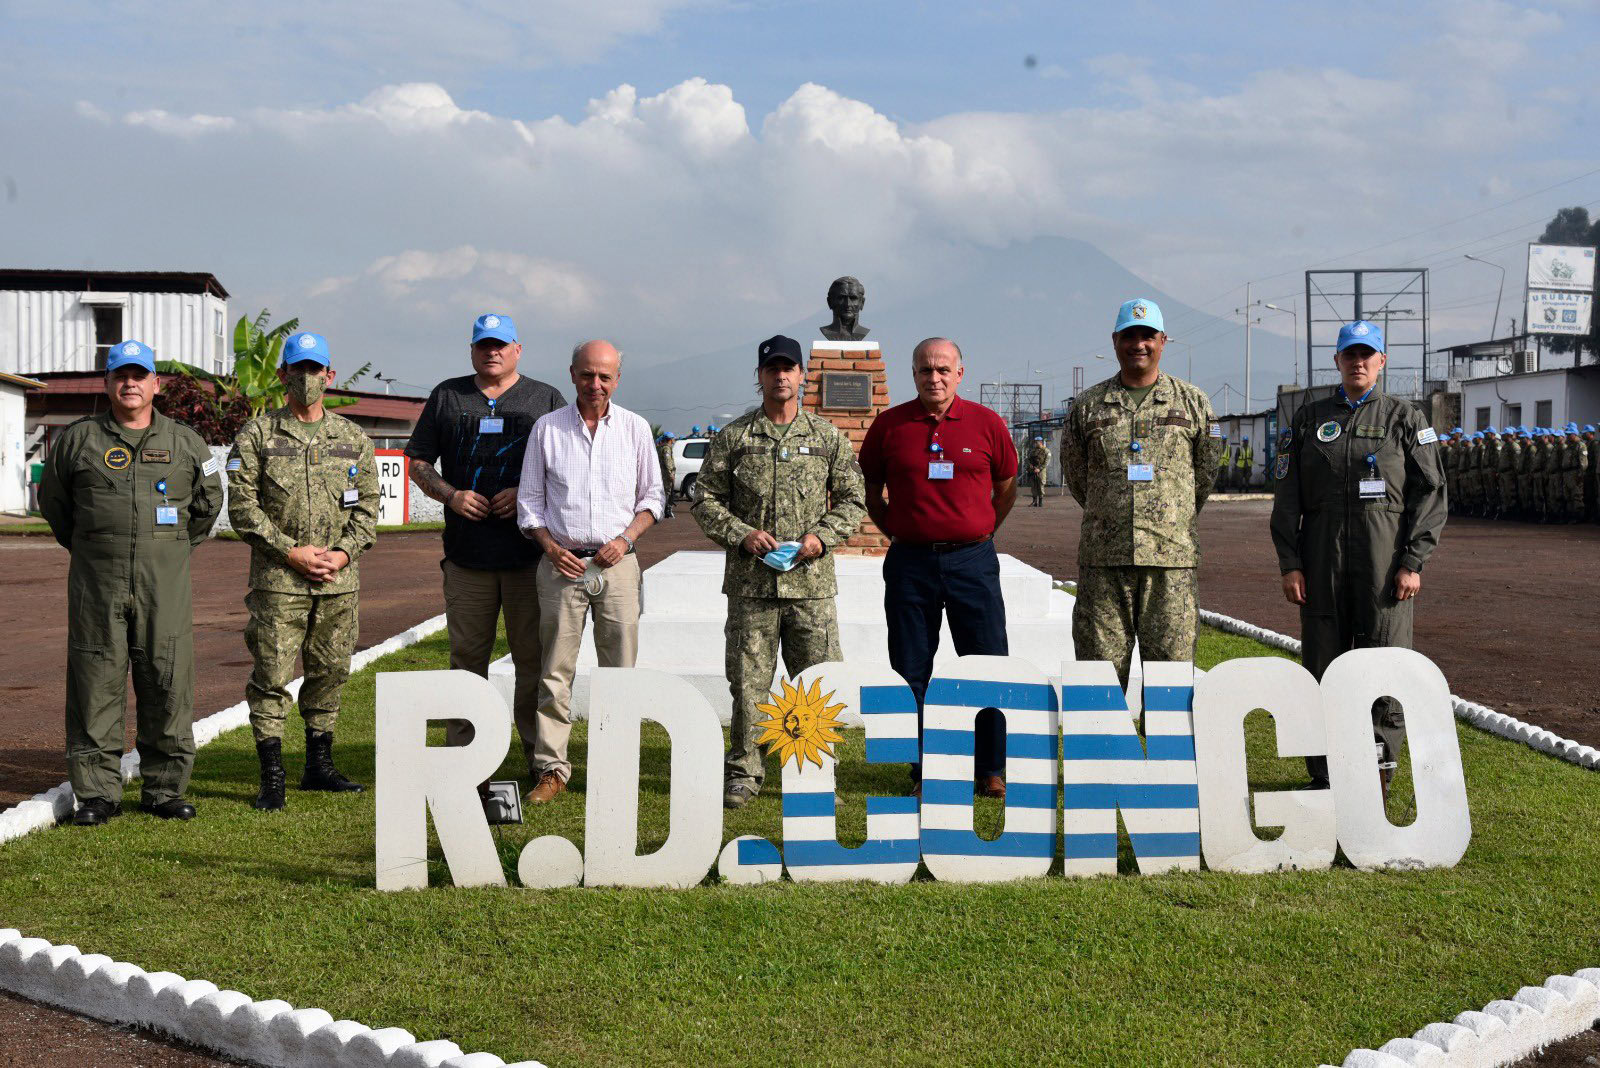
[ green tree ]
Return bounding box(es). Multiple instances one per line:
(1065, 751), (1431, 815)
(1535, 207), (1600, 359)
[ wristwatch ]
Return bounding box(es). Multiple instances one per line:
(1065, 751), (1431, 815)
(620, 534), (636, 552)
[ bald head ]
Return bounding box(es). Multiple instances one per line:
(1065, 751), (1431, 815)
(911, 337), (964, 413)
(570, 339), (622, 413)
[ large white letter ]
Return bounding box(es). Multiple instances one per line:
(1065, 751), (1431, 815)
(375, 670), (511, 891)
(919, 655), (1058, 884)
(1323, 648), (1471, 869)
(1193, 658), (1335, 873)
(1060, 661), (1200, 876)
(776, 662), (920, 884)
(581, 668), (723, 889)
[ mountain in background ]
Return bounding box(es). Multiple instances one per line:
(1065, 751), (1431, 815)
(628, 236), (1297, 432)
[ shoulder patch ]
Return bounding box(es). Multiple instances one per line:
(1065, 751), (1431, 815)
(1208, 423), (1223, 438)
(202, 456), (220, 477)
(1274, 454), (1290, 480)
(225, 457), (242, 472)
(1417, 427), (1438, 445)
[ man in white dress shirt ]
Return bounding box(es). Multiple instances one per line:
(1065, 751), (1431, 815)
(517, 340), (665, 804)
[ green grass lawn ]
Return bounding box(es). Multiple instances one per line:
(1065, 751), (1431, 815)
(1, 627), (1595, 1066)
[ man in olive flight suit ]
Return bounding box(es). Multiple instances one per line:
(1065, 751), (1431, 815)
(692, 334), (867, 809)
(40, 340), (223, 825)
(228, 331), (378, 810)
(1063, 298), (1226, 690)
(1270, 320), (1447, 793)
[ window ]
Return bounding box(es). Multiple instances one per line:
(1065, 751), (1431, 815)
(92, 306), (123, 370)
(1536, 400), (1553, 426)
(1504, 403), (1521, 427)
(1474, 407), (1490, 431)
(213, 309), (226, 373)
(681, 442), (709, 459)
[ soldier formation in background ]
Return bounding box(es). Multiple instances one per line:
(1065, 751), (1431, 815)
(1442, 423), (1596, 523)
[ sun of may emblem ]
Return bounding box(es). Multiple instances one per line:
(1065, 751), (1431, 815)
(755, 678), (847, 770)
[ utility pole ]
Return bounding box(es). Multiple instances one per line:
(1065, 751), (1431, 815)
(1234, 284), (1258, 414)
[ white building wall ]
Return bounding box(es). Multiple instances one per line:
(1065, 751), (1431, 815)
(0, 290), (229, 376)
(1461, 369), (1579, 430)
(0, 384), (29, 512)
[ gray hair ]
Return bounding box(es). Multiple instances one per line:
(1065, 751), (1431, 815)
(912, 337), (963, 366)
(570, 340), (624, 368)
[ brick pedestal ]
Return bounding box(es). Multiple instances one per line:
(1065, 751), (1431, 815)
(804, 340), (891, 556)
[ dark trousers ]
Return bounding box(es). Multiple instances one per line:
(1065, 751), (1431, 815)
(884, 539), (1009, 780)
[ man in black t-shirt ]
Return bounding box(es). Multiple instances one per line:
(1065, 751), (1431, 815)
(405, 313), (565, 791)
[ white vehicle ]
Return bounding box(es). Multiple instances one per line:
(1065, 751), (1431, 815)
(670, 436), (712, 499)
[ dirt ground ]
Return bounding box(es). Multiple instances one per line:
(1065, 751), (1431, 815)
(1, 498), (1596, 1066)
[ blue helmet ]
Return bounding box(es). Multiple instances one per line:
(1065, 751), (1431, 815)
(1450, 427), (1463, 435)
(1564, 422), (1580, 434)
(1585, 425), (1597, 434)
(1485, 425), (1498, 434)
(691, 424), (702, 434)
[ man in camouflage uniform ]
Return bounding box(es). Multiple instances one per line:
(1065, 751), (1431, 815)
(1519, 428), (1541, 521)
(1560, 422), (1588, 524)
(692, 335), (866, 808)
(1538, 428), (1561, 521)
(1452, 425), (1465, 511)
(40, 341), (223, 824)
(1026, 436), (1050, 506)
(1480, 427), (1503, 518)
(1063, 298), (1224, 690)
(228, 331), (378, 810)
(656, 433), (677, 518)
(1583, 425), (1599, 522)
(1498, 427), (1523, 521)
(1270, 321), (1446, 793)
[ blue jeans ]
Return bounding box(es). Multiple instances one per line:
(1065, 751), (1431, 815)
(883, 539), (1009, 780)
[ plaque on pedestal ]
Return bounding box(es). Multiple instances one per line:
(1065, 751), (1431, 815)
(804, 340), (891, 556)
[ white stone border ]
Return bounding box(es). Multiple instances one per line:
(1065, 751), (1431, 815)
(1197, 608), (1600, 772)
(0, 613), (449, 847)
(1320, 969), (1600, 1067)
(0, 927), (543, 1068)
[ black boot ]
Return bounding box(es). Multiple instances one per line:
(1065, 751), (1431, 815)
(253, 738), (286, 810)
(300, 728), (365, 792)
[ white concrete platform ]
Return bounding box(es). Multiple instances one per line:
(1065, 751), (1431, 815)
(489, 550), (1079, 723)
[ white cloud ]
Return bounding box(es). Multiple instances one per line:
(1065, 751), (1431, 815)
(123, 109), (236, 137)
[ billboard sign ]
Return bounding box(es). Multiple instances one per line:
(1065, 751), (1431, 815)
(1526, 289), (1593, 336)
(1527, 244), (1596, 293)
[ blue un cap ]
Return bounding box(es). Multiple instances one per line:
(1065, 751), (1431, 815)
(1113, 298), (1164, 334)
(105, 340), (156, 374)
(282, 332), (332, 368)
(1565, 422), (1580, 434)
(1336, 320), (1385, 354)
(472, 313), (518, 345)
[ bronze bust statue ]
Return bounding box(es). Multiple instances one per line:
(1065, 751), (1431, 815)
(820, 276), (870, 341)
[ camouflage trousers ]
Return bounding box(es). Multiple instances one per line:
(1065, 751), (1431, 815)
(244, 589), (359, 742)
(725, 595), (842, 791)
(1072, 566), (1197, 691)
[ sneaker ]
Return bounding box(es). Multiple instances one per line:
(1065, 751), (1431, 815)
(723, 783), (757, 810)
(525, 772), (567, 805)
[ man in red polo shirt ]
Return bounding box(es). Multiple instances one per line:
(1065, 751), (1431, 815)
(860, 337), (1019, 797)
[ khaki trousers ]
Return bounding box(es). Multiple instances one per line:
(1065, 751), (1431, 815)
(535, 553), (642, 782)
(440, 560), (543, 773)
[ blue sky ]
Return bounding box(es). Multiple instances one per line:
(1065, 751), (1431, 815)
(1, 0), (1596, 414)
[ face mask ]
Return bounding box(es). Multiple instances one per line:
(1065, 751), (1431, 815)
(287, 370), (326, 406)
(761, 542), (803, 572)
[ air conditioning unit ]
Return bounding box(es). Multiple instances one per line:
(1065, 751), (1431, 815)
(1513, 349), (1537, 374)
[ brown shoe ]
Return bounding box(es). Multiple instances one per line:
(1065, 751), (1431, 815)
(977, 774), (1006, 800)
(525, 772), (566, 805)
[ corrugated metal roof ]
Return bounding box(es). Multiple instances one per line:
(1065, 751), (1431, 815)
(0, 269), (228, 299)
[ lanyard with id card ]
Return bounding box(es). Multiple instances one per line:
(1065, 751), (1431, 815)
(154, 478), (179, 525)
(1127, 440), (1153, 482)
(479, 396), (504, 434)
(928, 441), (954, 480)
(1358, 453), (1385, 499)
(342, 465), (361, 508)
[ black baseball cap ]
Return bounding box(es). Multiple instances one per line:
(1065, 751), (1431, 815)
(757, 334), (803, 368)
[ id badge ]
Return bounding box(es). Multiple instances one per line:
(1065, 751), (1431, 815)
(1358, 478), (1386, 499)
(342, 487), (360, 508)
(1127, 464), (1154, 482)
(155, 506), (179, 526)
(928, 461), (954, 480)
(479, 417), (505, 433)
